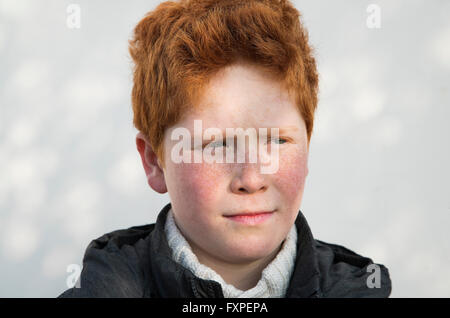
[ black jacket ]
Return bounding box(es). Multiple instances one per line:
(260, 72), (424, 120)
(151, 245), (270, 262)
(58, 202), (391, 298)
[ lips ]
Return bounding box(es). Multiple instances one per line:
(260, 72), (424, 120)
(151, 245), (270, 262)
(224, 210), (275, 225)
(225, 211), (274, 217)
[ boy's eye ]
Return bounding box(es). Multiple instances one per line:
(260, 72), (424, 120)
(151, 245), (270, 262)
(269, 138), (287, 145)
(212, 140), (226, 147)
(205, 138), (288, 148)
(205, 140), (227, 148)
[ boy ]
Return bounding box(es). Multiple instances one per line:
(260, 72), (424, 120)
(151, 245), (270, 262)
(58, 0), (391, 298)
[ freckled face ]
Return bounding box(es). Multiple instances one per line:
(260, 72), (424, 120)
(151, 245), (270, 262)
(162, 63), (309, 264)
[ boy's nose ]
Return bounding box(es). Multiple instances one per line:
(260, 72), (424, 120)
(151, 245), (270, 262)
(230, 163), (268, 194)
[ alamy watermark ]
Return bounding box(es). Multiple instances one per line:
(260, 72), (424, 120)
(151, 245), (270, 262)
(66, 4), (81, 29)
(366, 263), (381, 288)
(366, 4), (381, 29)
(66, 263), (82, 288)
(170, 120), (281, 174)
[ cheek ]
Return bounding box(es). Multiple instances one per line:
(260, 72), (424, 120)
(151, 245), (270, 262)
(171, 162), (228, 210)
(273, 148), (309, 203)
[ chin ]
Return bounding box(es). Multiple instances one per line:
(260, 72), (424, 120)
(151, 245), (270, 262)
(222, 238), (280, 263)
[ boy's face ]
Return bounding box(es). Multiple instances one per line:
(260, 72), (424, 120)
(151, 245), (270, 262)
(138, 62), (309, 264)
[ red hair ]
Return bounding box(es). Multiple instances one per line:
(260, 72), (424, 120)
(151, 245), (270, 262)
(129, 0), (319, 166)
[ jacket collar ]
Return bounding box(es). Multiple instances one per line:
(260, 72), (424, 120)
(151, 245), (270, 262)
(285, 209), (321, 297)
(147, 202), (321, 298)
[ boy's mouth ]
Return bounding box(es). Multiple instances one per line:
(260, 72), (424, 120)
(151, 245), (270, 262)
(223, 210), (275, 225)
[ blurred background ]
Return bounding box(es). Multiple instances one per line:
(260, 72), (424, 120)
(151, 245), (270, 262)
(0, 0), (449, 297)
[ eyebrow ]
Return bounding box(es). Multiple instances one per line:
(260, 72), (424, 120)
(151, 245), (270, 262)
(278, 126), (300, 133)
(193, 126), (300, 141)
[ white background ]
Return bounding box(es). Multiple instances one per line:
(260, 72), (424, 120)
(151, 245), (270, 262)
(0, 0), (449, 297)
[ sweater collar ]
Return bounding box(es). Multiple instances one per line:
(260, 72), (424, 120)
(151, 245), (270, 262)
(147, 202), (321, 298)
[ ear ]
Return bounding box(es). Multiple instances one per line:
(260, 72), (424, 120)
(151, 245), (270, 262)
(136, 132), (167, 193)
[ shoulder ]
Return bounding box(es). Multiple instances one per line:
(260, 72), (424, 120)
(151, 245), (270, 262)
(314, 239), (392, 298)
(58, 223), (156, 298)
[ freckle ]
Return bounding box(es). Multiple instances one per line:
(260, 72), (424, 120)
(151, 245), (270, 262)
(275, 151), (307, 198)
(187, 163), (223, 196)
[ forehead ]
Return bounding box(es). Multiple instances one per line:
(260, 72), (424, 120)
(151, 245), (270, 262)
(180, 63), (304, 131)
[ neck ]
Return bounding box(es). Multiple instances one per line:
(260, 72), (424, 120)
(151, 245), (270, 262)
(189, 240), (282, 290)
